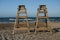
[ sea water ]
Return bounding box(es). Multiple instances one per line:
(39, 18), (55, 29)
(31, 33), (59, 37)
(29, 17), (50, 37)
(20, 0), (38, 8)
(0, 17), (60, 23)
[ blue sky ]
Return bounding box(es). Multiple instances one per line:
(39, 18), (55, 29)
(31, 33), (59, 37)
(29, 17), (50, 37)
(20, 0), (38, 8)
(0, 0), (60, 17)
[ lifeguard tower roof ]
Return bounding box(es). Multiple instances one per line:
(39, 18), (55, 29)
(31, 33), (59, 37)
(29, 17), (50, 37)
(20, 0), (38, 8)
(39, 5), (46, 8)
(18, 5), (25, 8)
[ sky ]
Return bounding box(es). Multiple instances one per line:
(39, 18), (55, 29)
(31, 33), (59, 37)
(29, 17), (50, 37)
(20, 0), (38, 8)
(0, 0), (60, 17)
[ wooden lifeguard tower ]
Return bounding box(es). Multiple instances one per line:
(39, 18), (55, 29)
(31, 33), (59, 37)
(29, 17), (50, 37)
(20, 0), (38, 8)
(35, 5), (50, 33)
(13, 5), (30, 34)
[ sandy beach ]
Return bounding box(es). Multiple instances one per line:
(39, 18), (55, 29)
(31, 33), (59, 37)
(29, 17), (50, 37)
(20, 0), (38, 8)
(0, 30), (60, 40)
(0, 22), (60, 40)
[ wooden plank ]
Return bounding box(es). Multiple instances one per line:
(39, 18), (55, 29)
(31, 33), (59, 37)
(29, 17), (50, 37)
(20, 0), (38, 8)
(36, 27), (48, 30)
(18, 16), (27, 18)
(38, 16), (48, 18)
(14, 27), (29, 30)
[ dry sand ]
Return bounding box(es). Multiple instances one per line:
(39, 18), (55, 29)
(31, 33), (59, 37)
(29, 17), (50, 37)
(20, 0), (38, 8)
(0, 22), (60, 40)
(49, 22), (60, 28)
(0, 30), (60, 40)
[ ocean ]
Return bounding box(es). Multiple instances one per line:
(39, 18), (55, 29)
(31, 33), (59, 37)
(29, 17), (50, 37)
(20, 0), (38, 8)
(0, 17), (60, 23)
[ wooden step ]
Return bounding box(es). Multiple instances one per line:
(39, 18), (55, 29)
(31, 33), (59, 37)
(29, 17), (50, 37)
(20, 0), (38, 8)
(14, 27), (29, 30)
(35, 27), (48, 31)
(18, 11), (26, 13)
(18, 16), (27, 18)
(19, 22), (27, 24)
(38, 16), (48, 18)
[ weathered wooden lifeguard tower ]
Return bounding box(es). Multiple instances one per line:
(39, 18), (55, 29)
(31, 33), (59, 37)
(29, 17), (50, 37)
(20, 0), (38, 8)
(12, 5), (51, 34)
(35, 5), (50, 33)
(13, 5), (30, 34)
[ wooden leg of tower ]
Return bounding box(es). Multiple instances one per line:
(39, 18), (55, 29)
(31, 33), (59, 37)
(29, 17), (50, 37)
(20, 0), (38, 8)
(35, 23), (36, 33)
(35, 22), (37, 34)
(46, 13), (52, 33)
(34, 29), (36, 34)
(12, 29), (14, 34)
(27, 21), (30, 34)
(47, 20), (52, 34)
(28, 28), (30, 34)
(27, 23), (29, 33)
(12, 15), (18, 34)
(35, 21), (38, 34)
(35, 14), (38, 34)
(26, 14), (30, 33)
(12, 24), (15, 34)
(12, 22), (15, 34)
(35, 26), (36, 34)
(12, 22), (17, 34)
